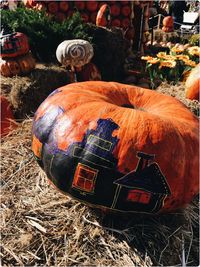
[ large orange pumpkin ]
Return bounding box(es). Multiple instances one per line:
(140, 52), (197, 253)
(32, 81), (199, 214)
(185, 64), (200, 101)
(1, 95), (16, 136)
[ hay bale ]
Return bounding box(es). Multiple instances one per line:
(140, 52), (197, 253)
(1, 119), (199, 266)
(1, 63), (68, 120)
(156, 82), (200, 116)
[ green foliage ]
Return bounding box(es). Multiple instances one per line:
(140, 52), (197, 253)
(1, 7), (92, 62)
(1, 7), (128, 81)
(189, 34), (200, 46)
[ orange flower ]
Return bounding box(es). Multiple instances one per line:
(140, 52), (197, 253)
(147, 58), (160, 64)
(183, 59), (197, 67)
(187, 46), (200, 56)
(157, 52), (167, 59)
(176, 55), (189, 61)
(141, 56), (154, 61)
(157, 52), (175, 60)
(159, 60), (176, 69)
(171, 46), (184, 53)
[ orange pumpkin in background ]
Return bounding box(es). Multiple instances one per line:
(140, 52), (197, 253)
(111, 18), (121, 27)
(59, 1), (69, 12)
(0, 52), (35, 77)
(163, 16), (174, 28)
(1, 31), (29, 59)
(96, 4), (111, 27)
(121, 5), (131, 17)
(75, 1), (85, 11)
(48, 2), (58, 14)
(1, 96), (16, 136)
(110, 4), (121, 17)
(22, 0), (37, 8)
(86, 1), (98, 12)
(185, 64), (200, 101)
(32, 81), (199, 214)
(162, 26), (173, 32)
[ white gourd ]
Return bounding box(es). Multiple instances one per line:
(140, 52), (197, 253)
(56, 39), (94, 68)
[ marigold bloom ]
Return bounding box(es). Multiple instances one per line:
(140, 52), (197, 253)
(159, 60), (176, 69)
(147, 58), (160, 64)
(157, 52), (167, 58)
(187, 46), (200, 56)
(171, 46), (184, 53)
(184, 59), (197, 67)
(157, 52), (175, 60)
(141, 56), (154, 61)
(176, 55), (189, 61)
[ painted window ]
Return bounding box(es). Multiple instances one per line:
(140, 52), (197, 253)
(72, 163), (98, 193)
(127, 189), (151, 204)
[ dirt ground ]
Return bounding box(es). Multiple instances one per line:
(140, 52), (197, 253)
(1, 64), (199, 266)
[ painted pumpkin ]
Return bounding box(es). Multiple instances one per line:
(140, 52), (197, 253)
(32, 81), (199, 214)
(56, 39), (94, 68)
(1, 95), (16, 136)
(163, 16), (174, 28)
(185, 64), (200, 101)
(96, 4), (111, 27)
(0, 30), (29, 59)
(0, 52), (35, 77)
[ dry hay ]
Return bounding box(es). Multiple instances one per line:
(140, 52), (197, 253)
(1, 63), (68, 120)
(1, 117), (199, 266)
(156, 82), (200, 116)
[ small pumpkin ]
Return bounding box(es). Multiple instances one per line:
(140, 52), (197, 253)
(96, 4), (111, 27)
(86, 1), (98, 12)
(0, 30), (29, 59)
(162, 26), (173, 32)
(32, 81), (199, 214)
(22, 0), (37, 8)
(121, 5), (131, 17)
(111, 19), (121, 28)
(0, 52), (35, 77)
(0, 95), (16, 136)
(185, 64), (200, 101)
(75, 1), (85, 10)
(163, 16), (174, 28)
(110, 4), (120, 17)
(59, 1), (69, 12)
(48, 2), (58, 14)
(121, 18), (131, 29)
